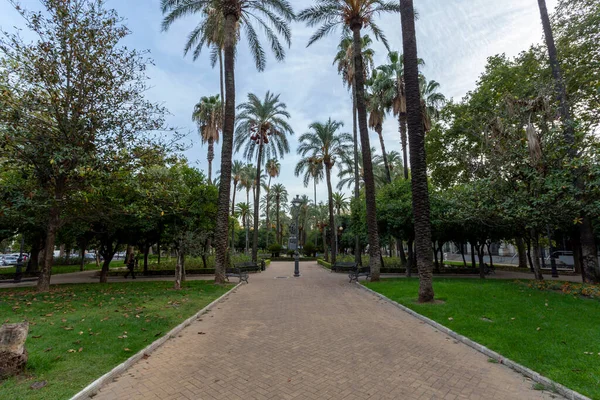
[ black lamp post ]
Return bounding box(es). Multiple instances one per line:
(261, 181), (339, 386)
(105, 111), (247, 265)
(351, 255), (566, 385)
(291, 195), (303, 277)
(338, 226), (344, 255)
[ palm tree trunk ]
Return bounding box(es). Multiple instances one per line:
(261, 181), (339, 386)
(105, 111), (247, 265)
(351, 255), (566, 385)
(252, 143), (263, 262)
(266, 179), (271, 248)
(214, 11), (237, 284)
(325, 165), (337, 265)
(207, 137), (214, 185)
(399, 114), (409, 179)
(352, 86), (361, 265)
(231, 181), (237, 249)
(351, 24), (381, 280)
(276, 197), (281, 245)
(376, 124), (392, 183)
(401, 0), (434, 302)
(219, 47), (225, 116)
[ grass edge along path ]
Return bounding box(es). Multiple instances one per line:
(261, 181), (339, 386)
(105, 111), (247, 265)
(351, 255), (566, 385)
(363, 278), (600, 400)
(0, 280), (233, 400)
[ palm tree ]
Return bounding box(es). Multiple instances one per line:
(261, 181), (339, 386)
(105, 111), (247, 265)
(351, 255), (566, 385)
(419, 75), (446, 132)
(192, 94), (222, 184)
(234, 92), (293, 262)
(400, 0), (434, 302)
(314, 202), (330, 261)
(161, 0), (295, 284)
(297, 119), (351, 265)
(270, 183), (287, 245)
(333, 33), (375, 265)
(299, 0), (399, 280)
(337, 146), (387, 190)
(229, 160), (245, 247)
(367, 69), (392, 183)
(294, 156), (324, 206)
(264, 158), (280, 247)
(332, 192), (348, 216)
(236, 202), (251, 253)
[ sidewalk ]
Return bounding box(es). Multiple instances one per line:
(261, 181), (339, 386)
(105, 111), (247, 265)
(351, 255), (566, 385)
(91, 262), (558, 400)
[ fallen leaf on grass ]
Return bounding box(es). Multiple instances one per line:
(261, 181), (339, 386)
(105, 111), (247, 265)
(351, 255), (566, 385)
(124, 348), (131, 352)
(448, 317), (453, 321)
(67, 349), (76, 353)
(536, 327), (541, 331)
(44, 347), (53, 352)
(154, 332), (162, 337)
(78, 347), (83, 352)
(32, 335), (42, 339)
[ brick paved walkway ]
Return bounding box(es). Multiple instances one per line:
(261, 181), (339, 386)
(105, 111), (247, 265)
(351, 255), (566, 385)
(92, 262), (558, 400)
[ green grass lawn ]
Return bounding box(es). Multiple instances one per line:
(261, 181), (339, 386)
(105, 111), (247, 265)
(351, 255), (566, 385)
(364, 278), (600, 399)
(0, 280), (231, 399)
(0, 260), (125, 276)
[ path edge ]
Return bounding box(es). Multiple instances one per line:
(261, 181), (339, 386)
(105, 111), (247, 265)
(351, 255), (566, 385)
(356, 282), (590, 400)
(70, 281), (244, 400)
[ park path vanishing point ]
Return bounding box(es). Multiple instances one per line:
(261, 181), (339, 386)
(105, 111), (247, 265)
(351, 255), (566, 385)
(91, 261), (559, 400)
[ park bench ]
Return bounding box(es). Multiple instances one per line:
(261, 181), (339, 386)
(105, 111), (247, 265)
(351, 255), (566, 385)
(236, 261), (263, 273)
(349, 265), (371, 283)
(331, 261), (356, 273)
(225, 267), (249, 284)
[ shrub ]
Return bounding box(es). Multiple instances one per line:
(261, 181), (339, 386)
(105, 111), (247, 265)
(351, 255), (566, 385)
(268, 243), (282, 257)
(302, 242), (316, 257)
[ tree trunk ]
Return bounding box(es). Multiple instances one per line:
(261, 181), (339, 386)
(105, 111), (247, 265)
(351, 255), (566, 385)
(143, 244), (150, 275)
(322, 228), (328, 263)
(439, 242), (445, 269)
(458, 242), (467, 267)
(432, 243), (439, 272)
(571, 235), (584, 280)
(398, 239), (407, 265)
(537, 0), (575, 148)
(64, 246), (71, 264)
(266, 178), (271, 249)
(399, 114), (409, 180)
(401, 0), (434, 302)
(36, 205), (60, 292)
(213, 10), (237, 285)
(276, 199), (281, 245)
(526, 238), (534, 272)
(351, 24), (381, 281)
(231, 181), (237, 249)
(530, 230), (544, 280)
(252, 143), (263, 263)
(99, 239), (119, 283)
(79, 245), (85, 272)
(406, 238), (414, 277)
(476, 244), (486, 279)
(174, 247), (183, 290)
(516, 237), (528, 268)
(547, 226), (558, 277)
(352, 87), (361, 266)
(59, 244), (65, 258)
(207, 138), (214, 185)
(219, 47), (225, 116)
(470, 242), (476, 268)
(325, 165), (337, 265)
(376, 124), (392, 183)
(580, 217), (599, 283)
(486, 242), (494, 269)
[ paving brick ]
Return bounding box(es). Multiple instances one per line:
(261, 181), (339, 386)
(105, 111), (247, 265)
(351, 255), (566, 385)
(92, 262), (559, 400)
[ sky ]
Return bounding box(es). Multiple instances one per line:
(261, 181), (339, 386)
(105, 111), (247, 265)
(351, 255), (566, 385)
(0, 0), (558, 207)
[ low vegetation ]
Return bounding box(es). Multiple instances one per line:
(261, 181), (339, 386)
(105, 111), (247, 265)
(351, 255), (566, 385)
(0, 281), (231, 399)
(364, 278), (600, 399)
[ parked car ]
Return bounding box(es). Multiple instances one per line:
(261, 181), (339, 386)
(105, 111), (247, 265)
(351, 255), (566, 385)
(2, 255), (19, 266)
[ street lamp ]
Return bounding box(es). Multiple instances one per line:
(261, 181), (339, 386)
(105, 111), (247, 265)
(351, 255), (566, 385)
(338, 226), (344, 255)
(291, 195), (303, 277)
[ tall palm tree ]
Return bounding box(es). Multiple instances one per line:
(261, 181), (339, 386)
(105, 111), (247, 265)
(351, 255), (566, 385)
(333, 33), (375, 265)
(236, 202), (251, 253)
(192, 94), (222, 184)
(229, 160), (245, 247)
(376, 51), (422, 180)
(161, 0), (294, 284)
(294, 156), (324, 206)
(367, 69), (392, 183)
(337, 146), (387, 190)
(299, 0), (399, 280)
(264, 158), (280, 247)
(332, 192), (349, 216)
(270, 183), (287, 245)
(418, 75), (446, 132)
(537, 0), (597, 283)
(234, 92), (293, 262)
(297, 119), (351, 265)
(400, 0), (434, 302)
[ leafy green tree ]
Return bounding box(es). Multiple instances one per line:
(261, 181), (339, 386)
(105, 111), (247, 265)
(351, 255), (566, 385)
(234, 92), (293, 262)
(299, 0), (400, 280)
(161, 0), (295, 284)
(0, 0), (171, 291)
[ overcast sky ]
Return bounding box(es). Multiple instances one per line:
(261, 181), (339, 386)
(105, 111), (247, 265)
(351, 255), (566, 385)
(0, 0), (558, 206)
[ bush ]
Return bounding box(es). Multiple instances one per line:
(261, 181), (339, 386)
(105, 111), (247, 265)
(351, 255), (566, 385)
(268, 243), (282, 257)
(302, 242), (317, 257)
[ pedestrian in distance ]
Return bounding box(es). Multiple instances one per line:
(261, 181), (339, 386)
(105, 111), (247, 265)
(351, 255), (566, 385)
(124, 252), (136, 279)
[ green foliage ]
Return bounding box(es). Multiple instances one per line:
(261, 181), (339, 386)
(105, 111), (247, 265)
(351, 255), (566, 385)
(302, 242), (317, 257)
(268, 243), (282, 257)
(0, 281), (231, 399)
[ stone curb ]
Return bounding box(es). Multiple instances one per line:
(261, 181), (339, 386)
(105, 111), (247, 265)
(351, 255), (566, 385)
(70, 281), (244, 400)
(356, 283), (591, 400)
